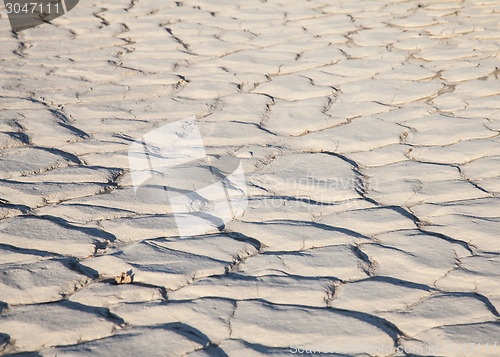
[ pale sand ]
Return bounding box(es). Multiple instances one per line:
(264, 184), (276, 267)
(0, 0), (500, 356)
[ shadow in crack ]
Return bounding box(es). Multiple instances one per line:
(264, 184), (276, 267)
(47, 322), (230, 356)
(356, 276), (435, 292)
(0, 201), (32, 214)
(330, 308), (403, 342)
(61, 257), (100, 280)
(4, 132), (30, 145)
(231, 339), (301, 356)
(162, 322), (230, 357)
(33, 147), (83, 165)
(35, 215), (117, 243)
(223, 231), (262, 251)
(0, 243), (58, 259)
(59, 300), (126, 326)
(0, 333), (11, 352)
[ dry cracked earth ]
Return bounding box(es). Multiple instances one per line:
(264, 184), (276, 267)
(1, 0), (500, 356)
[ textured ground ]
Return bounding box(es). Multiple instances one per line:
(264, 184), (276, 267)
(1, 0), (500, 356)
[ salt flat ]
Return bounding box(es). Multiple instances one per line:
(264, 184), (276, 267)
(0, 0), (499, 356)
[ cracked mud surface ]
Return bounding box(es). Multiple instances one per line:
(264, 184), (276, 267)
(0, 0), (500, 356)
